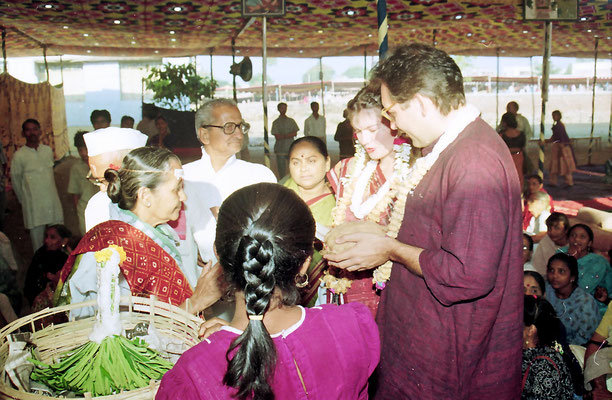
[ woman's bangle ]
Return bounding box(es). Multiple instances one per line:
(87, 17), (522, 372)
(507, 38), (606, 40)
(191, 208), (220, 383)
(587, 339), (607, 347)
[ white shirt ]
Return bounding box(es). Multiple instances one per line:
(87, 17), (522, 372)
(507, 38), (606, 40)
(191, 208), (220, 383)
(11, 144), (63, 229)
(84, 190), (112, 231)
(304, 114), (326, 142)
(181, 148), (277, 276)
(526, 210), (551, 237)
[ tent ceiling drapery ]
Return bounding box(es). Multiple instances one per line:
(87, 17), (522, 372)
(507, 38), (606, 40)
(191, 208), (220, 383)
(0, 1), (610, 59)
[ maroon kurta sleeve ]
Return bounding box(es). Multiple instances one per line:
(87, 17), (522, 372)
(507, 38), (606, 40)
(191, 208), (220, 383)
(418, 146), (515, 306)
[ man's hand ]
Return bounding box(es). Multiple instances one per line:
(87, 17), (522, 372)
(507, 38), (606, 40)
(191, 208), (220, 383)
(324, 232), (394, 271)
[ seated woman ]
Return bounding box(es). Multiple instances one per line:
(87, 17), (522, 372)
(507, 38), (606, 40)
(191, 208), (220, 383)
(157, 183), (380, 399)
(283, 136), (335, 306)
(54, 147), (213, 318)
(499, 112), (526, 189)
(546, 253), (600, 345)
(325, 85), (415, 315)
(583, 305), (612, 398)
(522, 295), (574, 400)
(524, 270), (545, 297)
(558, 223), (612, 315)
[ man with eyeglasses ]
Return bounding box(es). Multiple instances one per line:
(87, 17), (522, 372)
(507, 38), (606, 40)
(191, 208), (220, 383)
(325, 44), (523, 399)
(180, 99), (275, 305)
(83, 127), (148, 231)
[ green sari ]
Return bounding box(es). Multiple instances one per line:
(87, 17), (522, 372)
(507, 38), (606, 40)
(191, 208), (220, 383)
(284, 178), (335, 306)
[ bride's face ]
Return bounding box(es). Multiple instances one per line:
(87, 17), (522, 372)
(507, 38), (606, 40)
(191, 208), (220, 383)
(350, 108), (395, 161)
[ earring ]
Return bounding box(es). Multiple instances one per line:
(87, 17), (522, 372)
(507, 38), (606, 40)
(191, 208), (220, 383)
(295, 273), (309, 289)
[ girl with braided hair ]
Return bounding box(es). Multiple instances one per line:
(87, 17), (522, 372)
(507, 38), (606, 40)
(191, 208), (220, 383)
(158, 183), (379, 399)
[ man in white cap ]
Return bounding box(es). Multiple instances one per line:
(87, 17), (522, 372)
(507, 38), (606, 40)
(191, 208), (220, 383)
(83, 127), (148, 231)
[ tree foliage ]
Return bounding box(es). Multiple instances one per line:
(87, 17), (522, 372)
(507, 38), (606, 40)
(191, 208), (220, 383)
(302, 64), (335, 83)
(144, 63), (216, 111)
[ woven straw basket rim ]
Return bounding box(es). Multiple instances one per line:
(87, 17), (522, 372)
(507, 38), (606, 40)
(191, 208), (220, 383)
(0, 295), (202, 399)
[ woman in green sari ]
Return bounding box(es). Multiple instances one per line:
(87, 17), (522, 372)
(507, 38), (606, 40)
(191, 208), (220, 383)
(284, 136), (335, 306)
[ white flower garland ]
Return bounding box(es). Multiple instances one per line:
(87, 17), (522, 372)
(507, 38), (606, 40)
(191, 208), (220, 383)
(328, 104), (481, 291)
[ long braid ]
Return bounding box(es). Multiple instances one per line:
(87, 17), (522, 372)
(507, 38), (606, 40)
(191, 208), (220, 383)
(223, 235), (277, 400)
(216, 183), (315, 400)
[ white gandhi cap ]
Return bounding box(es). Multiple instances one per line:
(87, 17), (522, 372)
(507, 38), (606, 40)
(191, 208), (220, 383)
(84, 127), (148, 157)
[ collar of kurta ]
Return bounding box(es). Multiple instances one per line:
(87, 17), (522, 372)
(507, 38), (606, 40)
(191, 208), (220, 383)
(200, 146), (237, 175)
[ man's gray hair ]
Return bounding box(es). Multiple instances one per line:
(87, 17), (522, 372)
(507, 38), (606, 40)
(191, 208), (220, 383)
(194, 98), (237, 135)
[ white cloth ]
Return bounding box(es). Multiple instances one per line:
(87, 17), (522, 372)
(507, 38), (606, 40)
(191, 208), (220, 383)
(69, 251), (132, 320)
(525, 210), (551, 237)
(531, 234), (562, 277)
(516, 113), (533, 140)
(84, 191), (112, 232)
(10, 145), (63, 229)
(304, 114), (326, 143)
(181, 148), (276, 275)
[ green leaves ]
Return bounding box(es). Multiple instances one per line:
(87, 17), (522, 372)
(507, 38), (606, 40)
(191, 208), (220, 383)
(144, 63), (217, 111)
(30, 335), (174, 396)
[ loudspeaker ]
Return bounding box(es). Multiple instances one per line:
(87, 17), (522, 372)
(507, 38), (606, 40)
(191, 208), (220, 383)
(229, 57), (252, 82)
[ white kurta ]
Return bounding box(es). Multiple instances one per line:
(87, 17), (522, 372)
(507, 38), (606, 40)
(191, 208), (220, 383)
(181, 148), (277, 279)
(304, 114), (326, 144)
(84, 190), (112, 232)
(11, 144), (63, 229)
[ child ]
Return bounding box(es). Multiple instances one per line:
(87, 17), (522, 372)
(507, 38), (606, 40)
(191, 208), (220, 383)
(545, 253), (600, 345)
(67, 131), (97, 235)
(24, 224), (71, 310)
(283, 136), (335, 306)
(522, 233), (535, 271)
(525, 191), (551, 243)
(522, 174), (553, 230)
(532, 212), (569, 276)
(547, 110), (576, 187)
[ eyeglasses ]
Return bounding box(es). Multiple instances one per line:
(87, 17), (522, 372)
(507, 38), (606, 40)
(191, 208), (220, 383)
(86, 170), (107, 187)
(202, 121), (250, 135)
(381, 102), (396, 122)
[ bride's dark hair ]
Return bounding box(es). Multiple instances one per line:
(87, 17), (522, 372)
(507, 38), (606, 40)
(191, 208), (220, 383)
(215, 183), (315, 400)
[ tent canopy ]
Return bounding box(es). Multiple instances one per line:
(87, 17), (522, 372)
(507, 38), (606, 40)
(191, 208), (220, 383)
(0, 1), (609, 59)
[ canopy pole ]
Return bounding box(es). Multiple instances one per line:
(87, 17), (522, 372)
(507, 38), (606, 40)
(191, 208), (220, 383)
(587, 37), (598, 165)
(538, 21), (552, 180)
(231, 39), (237, 102)
(59, 55), (64, 84)
(43, 45), (49, 82)
(363, 46), (367, 84)
(377, 0), (388, 59)
(496, 48), (500, 125)
(262, 16), (270, 169)
(319, 57), (325, 116)
(609, 60), (611, 143)
(530, 56), (535, 136)
(2, 27), (6, 73)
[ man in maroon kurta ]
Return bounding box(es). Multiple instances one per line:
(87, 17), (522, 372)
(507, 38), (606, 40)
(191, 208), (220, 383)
(325, 44), (523, 399)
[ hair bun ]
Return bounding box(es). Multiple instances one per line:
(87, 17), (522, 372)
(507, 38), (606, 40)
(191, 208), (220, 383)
(105, 168), (122, 204)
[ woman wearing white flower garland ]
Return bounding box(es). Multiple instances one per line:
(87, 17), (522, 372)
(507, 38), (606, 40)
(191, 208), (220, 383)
(326, 86), (416, 316)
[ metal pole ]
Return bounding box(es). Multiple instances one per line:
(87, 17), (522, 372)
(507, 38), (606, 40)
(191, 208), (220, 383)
(262, 16), (270, 168)
(377, 0), (388, 59)
(209, 51), (214, 99)
(609, 60), (611, 143)
(1, 27), (6, 73)
(59, 55), (64, 84)
(43, 45), (49, 82)
(319, 57), (325, 116)
(588, 37), (598, 165)
(496, 48), (500, 125)
(530, 56), (536, 136)
(363, 46), (367, 84)
(231, 39), (237, 103)
(538, 21), (552, 180)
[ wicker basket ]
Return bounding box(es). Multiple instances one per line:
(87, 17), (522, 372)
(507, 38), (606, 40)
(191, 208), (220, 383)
(0, 296), (202, 399)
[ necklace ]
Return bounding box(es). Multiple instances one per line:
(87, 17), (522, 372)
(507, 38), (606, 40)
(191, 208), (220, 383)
(327, 104), (481, 292)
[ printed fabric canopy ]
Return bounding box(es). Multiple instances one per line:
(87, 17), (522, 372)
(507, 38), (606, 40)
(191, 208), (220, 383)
(0, 0), (610, 59)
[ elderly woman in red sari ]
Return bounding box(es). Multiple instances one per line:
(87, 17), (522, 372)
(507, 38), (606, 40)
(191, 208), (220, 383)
(54, 147), (217, 318)
(325, 85), (416, 316)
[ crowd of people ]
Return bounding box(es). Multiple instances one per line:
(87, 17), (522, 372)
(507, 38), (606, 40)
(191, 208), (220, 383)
(0, 43), (610, 399)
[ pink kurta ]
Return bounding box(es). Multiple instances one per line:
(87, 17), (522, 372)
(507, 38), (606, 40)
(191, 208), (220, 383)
(374, 118), (524, 399)
(157, 303), (380, 399)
